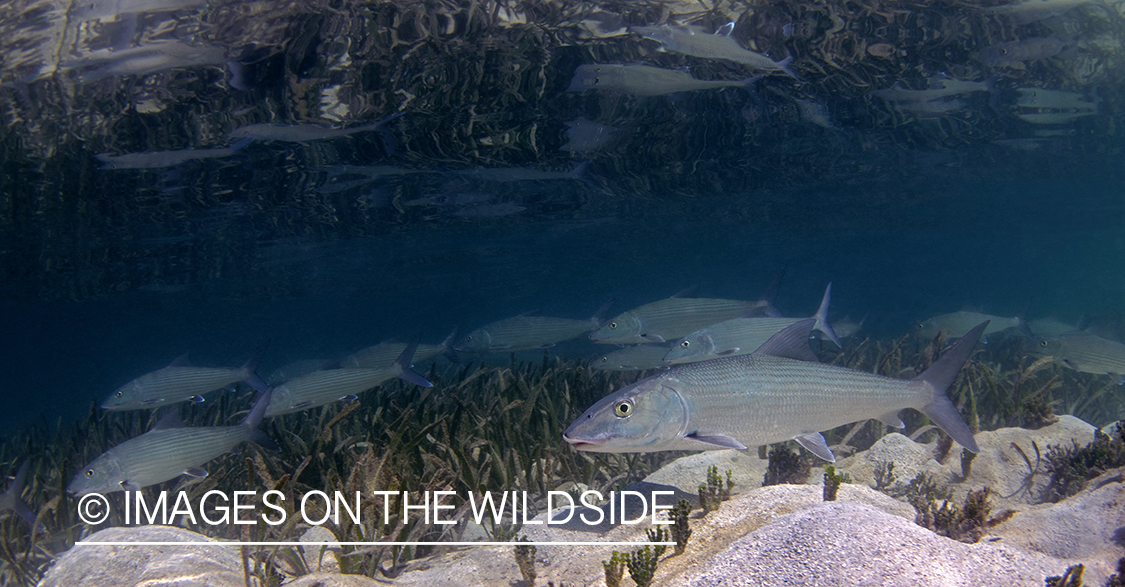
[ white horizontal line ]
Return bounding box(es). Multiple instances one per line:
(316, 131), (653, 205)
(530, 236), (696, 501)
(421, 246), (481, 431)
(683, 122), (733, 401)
(79, 541), (677, 547)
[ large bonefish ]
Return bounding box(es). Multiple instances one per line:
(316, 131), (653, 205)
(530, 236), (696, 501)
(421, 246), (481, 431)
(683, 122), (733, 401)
(565, 319), (984, 462)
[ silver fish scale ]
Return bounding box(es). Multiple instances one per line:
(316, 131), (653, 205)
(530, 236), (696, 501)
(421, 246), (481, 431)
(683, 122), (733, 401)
(609, 298), (766, 342)
(1047, 334), (1125, 375)
(671, 354), (927, 447)
(100, 426), (252, 490)
(918, 311), (1018, 339)
(267, 368), (397, 416)
(345, 343), (444, 369)
(592, 344), (671, 371)
(670, 317), (805, 362)
(470, 316), (594, 350)
(134, 366), (247, 400)
(705, 317), (804, 341)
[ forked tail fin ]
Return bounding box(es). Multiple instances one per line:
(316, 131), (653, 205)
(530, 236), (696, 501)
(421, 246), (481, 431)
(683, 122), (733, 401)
(912, 321), (986, 453)
(392, 338), (434, 388)
(2, 461), (39, 529)
(243, 390), (280, 451)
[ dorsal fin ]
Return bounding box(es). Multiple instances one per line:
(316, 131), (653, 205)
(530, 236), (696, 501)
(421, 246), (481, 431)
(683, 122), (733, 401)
(752, 318), (818, 362)
(516, 309), (542, 317)
(671, 286), (699, 299)
(757, 266), (787, 312)
(716, 22), (735, 36)
(168, 353), (192, 368)
(590, 299), (615, 328)
(439, 327), (461, 364)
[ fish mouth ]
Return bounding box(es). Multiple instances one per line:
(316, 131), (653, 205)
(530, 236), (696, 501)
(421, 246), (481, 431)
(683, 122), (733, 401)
(562, 432), (607, 450)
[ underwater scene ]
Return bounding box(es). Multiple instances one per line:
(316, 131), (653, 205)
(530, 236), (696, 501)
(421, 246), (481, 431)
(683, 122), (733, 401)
(2, 0), (1125, 584)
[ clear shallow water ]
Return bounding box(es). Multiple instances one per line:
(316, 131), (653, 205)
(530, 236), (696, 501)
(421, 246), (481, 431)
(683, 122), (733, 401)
(0, 0), (1123, 471)
(2, 6), (1125, 585)
(1, 174), (1122, 433)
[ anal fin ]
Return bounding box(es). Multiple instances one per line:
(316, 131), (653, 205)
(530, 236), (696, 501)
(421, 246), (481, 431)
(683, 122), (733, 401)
(877, 412), (905, 429)
(795, 432), (835, 462)
(686, 432), (747, 450)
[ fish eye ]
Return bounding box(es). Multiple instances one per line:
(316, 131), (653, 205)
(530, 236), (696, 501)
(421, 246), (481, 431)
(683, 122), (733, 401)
(600, 356), (608, 362)
(916, 323), (923, 329)
(609, 322), (617, 329)
(1040, 340), (1048, 347)
(85, 469), (94, 478)
(115, 391), (122, 398)
(613, 399), (634, 418)
(465, 336), (472, 341)
(680, 341), (690, 348)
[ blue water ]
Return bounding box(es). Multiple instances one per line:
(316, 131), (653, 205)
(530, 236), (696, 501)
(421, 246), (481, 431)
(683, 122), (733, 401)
(1, 0), (1123, 437)
(2, 174), (1122, 434)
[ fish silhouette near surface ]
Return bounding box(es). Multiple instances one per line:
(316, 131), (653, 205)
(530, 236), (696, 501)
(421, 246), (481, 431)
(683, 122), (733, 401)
(567, 64), (760, 96)
(633, 22), (799, 80)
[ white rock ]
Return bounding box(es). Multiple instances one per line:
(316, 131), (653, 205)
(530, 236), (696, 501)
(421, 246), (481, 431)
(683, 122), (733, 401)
(300, 525), (341, 573)
(836, 415), (1097, 509)
(38, 526), (246, 587)
(643, 448), (770, 494)
(673, 501), (1074, 587)
(989, 478), (1125, 581)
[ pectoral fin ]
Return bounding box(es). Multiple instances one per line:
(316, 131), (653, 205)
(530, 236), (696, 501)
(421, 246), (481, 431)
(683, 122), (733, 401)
(795, 432), (835, 462)
(183, 467), (208, 479)
(640, 334), (667, 343)
(715, 347), (741, 356)
(686, 432), (747, 450)
(877, 412), (906, 428)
